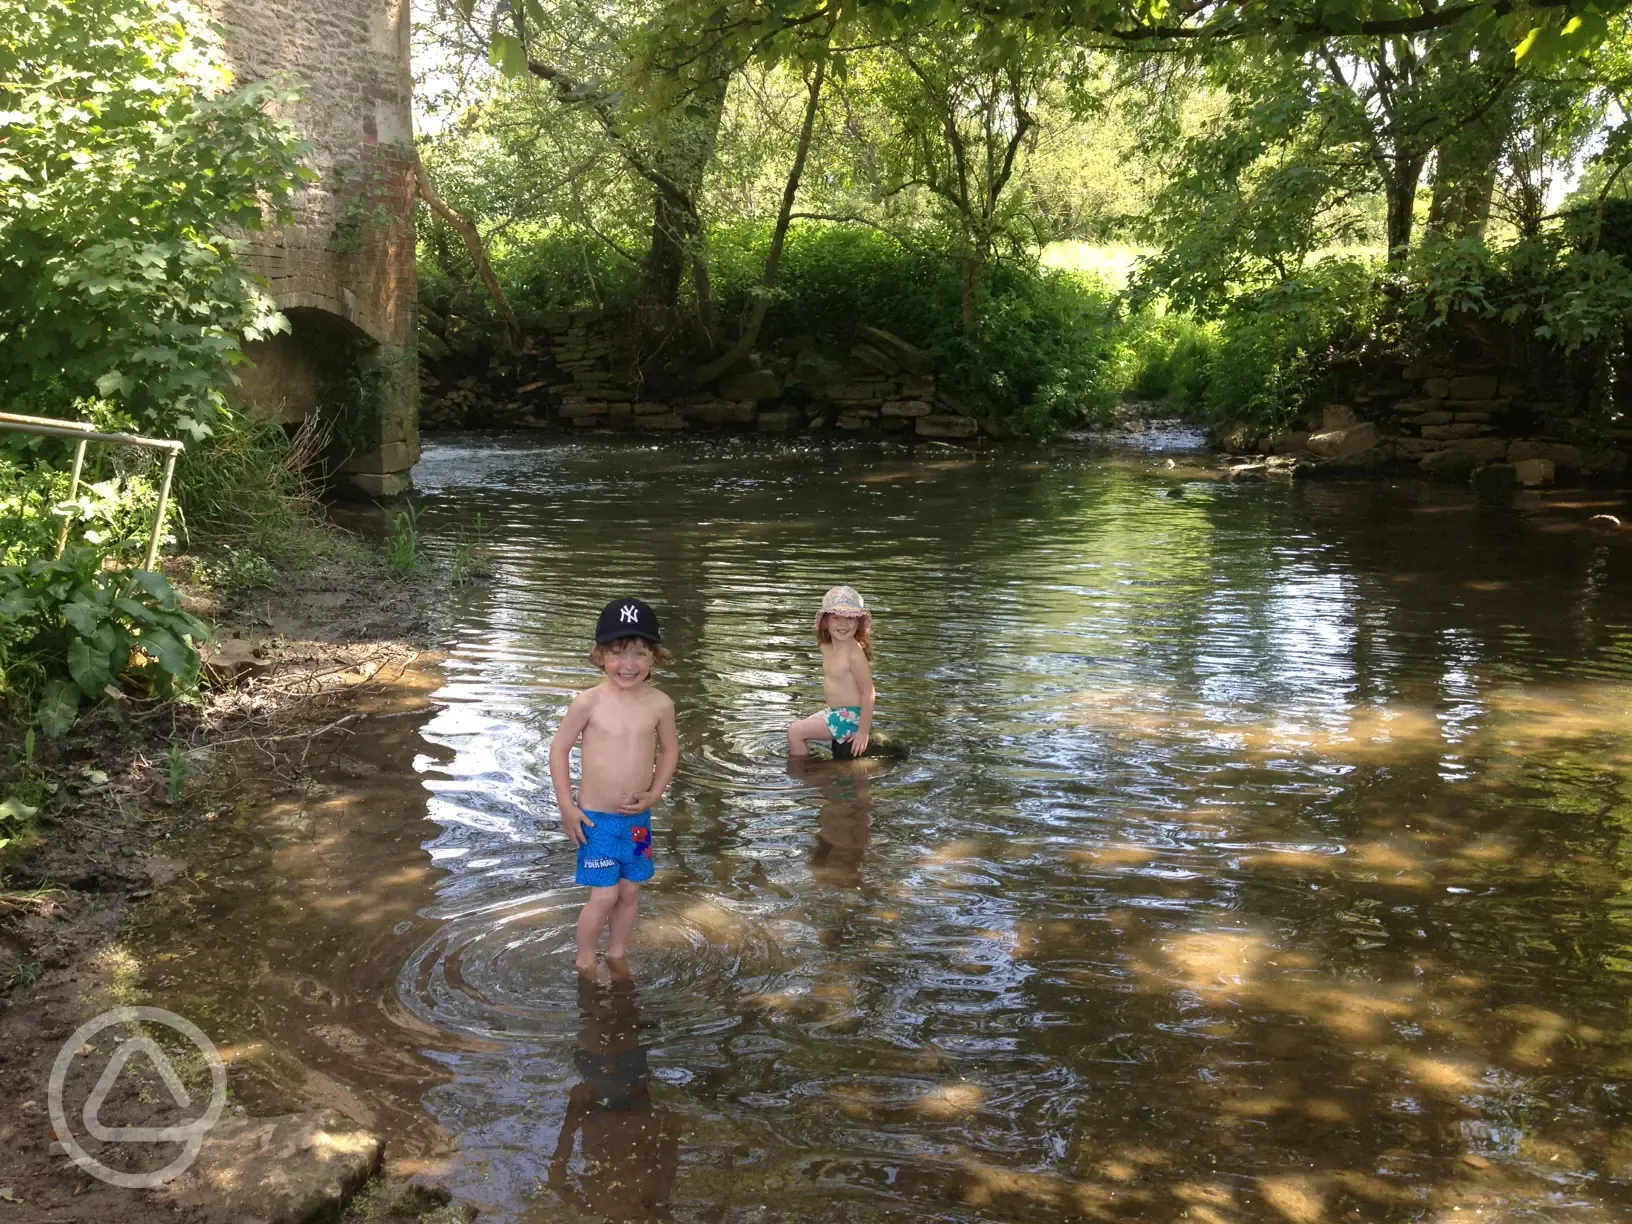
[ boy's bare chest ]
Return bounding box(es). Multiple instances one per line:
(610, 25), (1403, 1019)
(585, 699), (657, 743)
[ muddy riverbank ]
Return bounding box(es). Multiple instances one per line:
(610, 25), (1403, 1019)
(0, 553), (444, 1223)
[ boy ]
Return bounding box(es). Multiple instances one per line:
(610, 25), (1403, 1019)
(550, 597), (679, 973)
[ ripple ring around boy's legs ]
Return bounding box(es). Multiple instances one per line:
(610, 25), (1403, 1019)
(398, 889), (798, 1043)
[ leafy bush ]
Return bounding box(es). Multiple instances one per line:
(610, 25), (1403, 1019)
(0, 444), (171, 568)
(0, 0), (310, 442)
(1408, 228), (1632, 364)
(0, 550), (210, 736)
(1132, 258), (1380, 427)
(1113, 309), (1219, 407)
(711, 222), (1124, 433)
(1203, 260), (1379, 426)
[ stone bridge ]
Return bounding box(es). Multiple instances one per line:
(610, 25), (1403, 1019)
(202, 0), (418, 498)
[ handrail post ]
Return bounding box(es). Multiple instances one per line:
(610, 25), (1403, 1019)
(53, 437), (89, 559)
(145, 449), (179, 572)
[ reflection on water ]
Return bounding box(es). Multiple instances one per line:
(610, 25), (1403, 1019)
(141, 435), (1632, 1221)
(551, 969), (680, 1220)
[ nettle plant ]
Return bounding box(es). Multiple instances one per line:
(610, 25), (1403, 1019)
(0, 549), (211, 736)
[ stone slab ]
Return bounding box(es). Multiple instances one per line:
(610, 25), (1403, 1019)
(634, 412), (686, 430)
(916, 414), (980, 439)
(881, 399), (933, 418)
(1447, 374), (1500, 399)
(1508, 440), (1584, 468)
(859, 325), (935, 375)
(1306, 422), (1379, 459)
(345, 471), (412, 499)
(1268, 430), (1311, 455)
(757, 410), (803, 433)
(1445, 438), (1509, 462)
(1421, 423), (1493, 440)
(1321, 404), (1358, 430)
(1394, 437), (1444, 458)
(718, 369), (781, 401)
(1513, 458), (1555, 487)
(166, 1111), (380, 1224)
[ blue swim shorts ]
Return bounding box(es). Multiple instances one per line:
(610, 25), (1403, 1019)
(575, 810), (655, 888)
(824, 706), (862, 740)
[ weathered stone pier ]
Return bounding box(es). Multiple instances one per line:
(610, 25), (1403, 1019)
(202, 0), (419, 497)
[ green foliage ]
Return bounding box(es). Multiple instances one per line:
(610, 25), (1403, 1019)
(387, 504), (426, 578)
(174, 410), (329, 562)
(449, 512), (494, 586)
(168, 745), (190, 804)
(1406, 226), (1632, 410)
(1114, 310), (1218, 407)
(711, 223), (1123, 431)
(0, 0), (311, 441)
(0, 549), (210, 736)
(1202, 260), (1381, 426)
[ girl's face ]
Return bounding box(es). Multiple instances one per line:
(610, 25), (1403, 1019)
(825, 613), (861, 641)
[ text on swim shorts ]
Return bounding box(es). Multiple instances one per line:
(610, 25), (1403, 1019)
(582, 857), (615, 869)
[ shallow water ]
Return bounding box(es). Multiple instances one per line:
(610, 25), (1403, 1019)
(143, 434), (1632, 1222)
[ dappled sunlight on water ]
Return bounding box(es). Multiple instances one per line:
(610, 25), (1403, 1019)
(135, 437), (1632, 1221)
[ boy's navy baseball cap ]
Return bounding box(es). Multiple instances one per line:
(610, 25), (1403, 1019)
(595, 597), (661, 645)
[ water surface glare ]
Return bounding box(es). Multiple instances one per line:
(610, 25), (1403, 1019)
(168, 435), (1632, 1221)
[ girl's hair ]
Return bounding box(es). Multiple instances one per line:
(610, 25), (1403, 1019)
(589, 637), (673, 669)
(818, 613), (872, 660)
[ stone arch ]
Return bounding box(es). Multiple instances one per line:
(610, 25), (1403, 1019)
(202, 0), (419, 498)
(236, 306), (375, 426)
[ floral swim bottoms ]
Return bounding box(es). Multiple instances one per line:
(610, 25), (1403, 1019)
(824, 706), (862, 740)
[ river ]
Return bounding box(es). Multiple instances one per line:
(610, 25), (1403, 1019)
(139, 431), (1632, 1222)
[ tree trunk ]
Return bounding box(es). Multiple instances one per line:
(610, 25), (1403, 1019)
(959, 248), (984, 337)
(1429, 103), (1509, 240)
(414, 155), (521, 348)
(633, 68), (731, 325)
(1384, 153), (1426, 264)
(687, 58), (826, 389)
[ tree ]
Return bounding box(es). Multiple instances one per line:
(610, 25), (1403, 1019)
(0, 0), (309, 439)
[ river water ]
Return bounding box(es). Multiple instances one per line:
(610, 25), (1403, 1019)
(140, 433), (1632, 1222)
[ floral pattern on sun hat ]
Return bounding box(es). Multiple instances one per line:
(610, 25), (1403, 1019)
(816, 584), (872, 631)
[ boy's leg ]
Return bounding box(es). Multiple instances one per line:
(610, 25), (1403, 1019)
(576, 886), (620, 970)
(605, 879), (641, 960)
(787, 712), (833, 757)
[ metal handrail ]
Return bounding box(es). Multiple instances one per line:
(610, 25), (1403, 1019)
(0, 411), (185, 570)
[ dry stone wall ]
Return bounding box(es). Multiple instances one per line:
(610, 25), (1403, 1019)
(420, 318), (986, 440)
(1218, 355), (1632, 487)
(202, 0), (419, 497)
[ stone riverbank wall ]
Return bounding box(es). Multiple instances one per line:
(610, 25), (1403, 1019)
(203, 0), (420, 498)
(1215, 355), (1632, 488)
(420, 314), (989, 440)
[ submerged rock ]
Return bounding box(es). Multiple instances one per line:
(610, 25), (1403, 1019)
(166, 1110), (381, 1223)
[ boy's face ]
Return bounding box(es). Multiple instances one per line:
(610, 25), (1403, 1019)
(826, 613), (861, 641)
(601, 638), (654, 688)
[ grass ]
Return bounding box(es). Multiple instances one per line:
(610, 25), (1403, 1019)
(387, 503), (426, 578)
(1040, 242), (1152, 290)
(448, 511), (493, 586)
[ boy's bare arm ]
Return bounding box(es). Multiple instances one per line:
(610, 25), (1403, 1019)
(551, 690), (596, 845)
(852, 651), (876, 752)
(617, 692), (679, 813)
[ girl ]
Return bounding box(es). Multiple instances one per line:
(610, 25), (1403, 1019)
(787, 585), (875, 758)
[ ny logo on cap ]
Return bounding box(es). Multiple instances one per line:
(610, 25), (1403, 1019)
(620, 604), (640, 624)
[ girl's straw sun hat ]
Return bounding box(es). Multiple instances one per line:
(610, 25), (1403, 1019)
(817, 585), (871, 630)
